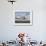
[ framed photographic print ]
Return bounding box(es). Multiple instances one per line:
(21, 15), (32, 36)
(15, 10), (33, 26)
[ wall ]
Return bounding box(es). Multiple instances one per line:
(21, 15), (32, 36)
(0, 0), (46, 41)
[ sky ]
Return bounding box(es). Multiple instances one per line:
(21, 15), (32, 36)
(15, 12), (30, 16)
